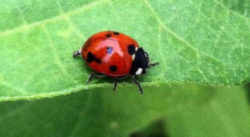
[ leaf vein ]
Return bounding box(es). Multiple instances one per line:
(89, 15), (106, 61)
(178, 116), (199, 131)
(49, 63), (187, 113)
(157, 25), (167, 80)
(213, 0), (250, 20)
(143, 0), (225, 67)
(42, 25), (76, 82)
(0, 80), (27, 95)
(0, 0), (111, 36)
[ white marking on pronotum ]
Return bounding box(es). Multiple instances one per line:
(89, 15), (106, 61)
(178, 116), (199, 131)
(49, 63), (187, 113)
(135, 47), (138, 51)
(135, 68), (143, 75)
(132, 54), (135, 60)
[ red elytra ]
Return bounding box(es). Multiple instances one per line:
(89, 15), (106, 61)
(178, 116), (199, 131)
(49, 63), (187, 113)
(82, 31), (139, 77)
(73, 31), (158, 94)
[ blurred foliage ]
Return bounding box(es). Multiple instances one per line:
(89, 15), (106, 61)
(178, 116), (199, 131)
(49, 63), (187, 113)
(0, 84), (249, 137)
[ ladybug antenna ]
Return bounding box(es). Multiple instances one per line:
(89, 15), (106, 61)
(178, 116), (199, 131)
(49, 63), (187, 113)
(148, 62), (159, 68)
(144, 49), (159, 68)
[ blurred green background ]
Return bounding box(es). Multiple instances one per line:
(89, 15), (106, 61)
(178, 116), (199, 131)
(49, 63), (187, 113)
(0, 0), (250, 136)
(0, 85), (250, 137)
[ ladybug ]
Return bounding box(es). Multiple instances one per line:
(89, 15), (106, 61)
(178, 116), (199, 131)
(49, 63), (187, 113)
(73, 31), (158, 94)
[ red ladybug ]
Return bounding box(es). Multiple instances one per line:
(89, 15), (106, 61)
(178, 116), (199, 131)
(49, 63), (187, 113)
(73, 31), (158, 94)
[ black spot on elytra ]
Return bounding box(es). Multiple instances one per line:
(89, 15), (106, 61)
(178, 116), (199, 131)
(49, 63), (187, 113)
(109, 65), (117, 72)
(106, 33), (112, 38)
(128, 44), (136, 55)
(95, 58), (101, 64)
(86, 52), (94, 62)
(113, 31), (120, 35)
(87, 52), (101, 63)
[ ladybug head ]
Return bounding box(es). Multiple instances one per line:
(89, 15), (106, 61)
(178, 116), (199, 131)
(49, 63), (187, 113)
(130, 48), (150, 76)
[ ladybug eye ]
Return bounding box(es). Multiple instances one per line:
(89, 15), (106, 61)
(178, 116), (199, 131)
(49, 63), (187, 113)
(106, 47), (113, 54)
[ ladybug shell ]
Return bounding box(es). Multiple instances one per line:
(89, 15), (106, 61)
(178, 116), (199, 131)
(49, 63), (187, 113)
(82, 31), (139, 77)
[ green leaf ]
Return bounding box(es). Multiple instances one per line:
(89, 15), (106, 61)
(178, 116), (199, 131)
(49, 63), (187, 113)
(0, 85), (249, 137)
(0, 0), (250, 99)
(1, 1), (249, 136)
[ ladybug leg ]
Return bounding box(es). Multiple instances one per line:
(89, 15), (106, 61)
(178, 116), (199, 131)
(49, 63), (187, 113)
(148, 62), (159, 68)
(132, 76), (143, 94)
(113, 79), (118, 92)
(86, 72), (105, 84)
(73, 49), (82, 58)
(86, 72), (95, 84)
